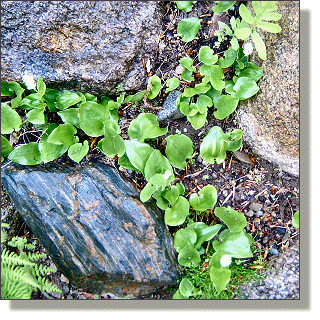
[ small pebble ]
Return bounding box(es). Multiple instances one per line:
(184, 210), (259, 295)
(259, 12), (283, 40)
(270, 248), (279, 255)
(183, 128), (188, 133)
(157, 90), (185, 121)
(275, 227), (286, 234)
(255, 210), (264, 217)
(245, 210), (254, 217)
(249, 202), (263, 212)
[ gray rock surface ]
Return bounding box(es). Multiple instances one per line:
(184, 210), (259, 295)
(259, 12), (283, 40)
(1, 1), (163, 95)
(1, 160), (180, 298)
(237, 1), (299, 177)
(157, 90), (185, 122)
(238, 241), (299, 299)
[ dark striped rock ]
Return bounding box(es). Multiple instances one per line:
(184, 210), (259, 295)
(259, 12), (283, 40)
(1, 161), (180, 297)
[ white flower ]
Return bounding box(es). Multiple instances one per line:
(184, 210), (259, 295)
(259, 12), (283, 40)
(243, 42), (254, 56)
(163, 170), (172, 180)
(22, 73), (36, 90)
(220, 254), (232, 267)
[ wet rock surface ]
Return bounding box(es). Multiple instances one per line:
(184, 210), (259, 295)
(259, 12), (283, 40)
(1, 1), (163, 95)
(1, 160), (180, 298)
(237, 1), (299, 177)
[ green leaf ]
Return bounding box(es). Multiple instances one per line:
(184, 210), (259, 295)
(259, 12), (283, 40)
(200, 126), (228, 164)
(140, 174), (168, 202)
(1, 103), (22, 134)
(237, 62), (263, 81)
(200, 65), (225, 91)
(210, 266), (231, 294)
(68, 141), (89, 163)
(178, 244), (201, 267)
(128, 113), (168, 142)
(189, 185), (217, 212)
(38, 124), (68, 163)
(172, 290), (187, 299)
(214, 207), (247, 232)
(43, 89), (60, 112)
(234, 27), (252, 40)
(189, 222), (222, 249)
(180, 57), (196, 72)
(175, 1), (197, 12)
(118, 153), (139, 171)
(257, 20), (282, 33)
(56, 91), (82, 110)
(165, 134), (194, 169)
(8, 142), (42, 165)
(179, 102), (198, 116)
(218, 48), (237, 68)
(223, 128), (243, 151)
(252, 30), (267, 60)
(179, 278), (194, 297)
(239, 4), (255, 24)
(36, 77), (46, 98)
(177, 17), (201, 42)
(26, 107), (46, 125)
(97, 127), (125, 158)
(1, 82), (25, 108)
(144, 149), (174, 183)
(161, 186), (180, 206)
(212, 229), (253, 258)
(199, 46), (218, 65)
(124, 139), (154, 174)
(47, 124), (78, 148)
(213, 95), (239, 120)
(187, 110), (207, 130)
(212, 1), (236, 14)
(181, 69), (195, 82)
(174, 228), (197, 253)
(20, 93), (46, 110)
(79, 101), (112, 137)
(165, 77), (180, 93)
(1, 135), (13, 158)
(232, 76), (259, 100)
(292, 210), (299, 229)
(147, 75), (162, 100)
(165, 196), (190, 226)
(57, 108), (80, 128)
(124, 90), (147, 103)
(183, 83), (211, 98)
(196, 95), (212, 114)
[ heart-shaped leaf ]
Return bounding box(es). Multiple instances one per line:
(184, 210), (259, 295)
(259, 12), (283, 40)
(200, 65), (225, 90)
(58, 108), (80, 128)
(196, 94), (213, 114)
(177, 17), (201, 42)
(56, 91), (82, 110)
(183, 83), (211, 98)
(147, 75), (162, 100)
(210, 266), (231, 294)
(179, 278), (194, 297)
(8, 142), (42, 165)
(178, 244), (201, 267)
(199, 46), (218, 65)
(218, 48), (237, 68)
(47, 123), (78, 148)
(1, 135), (13, 159)
(128, 113), (168, 142)
(189, 185), (217, 212)
(68, 140), (89, 163)
(165, 77), (180, 93)
(237, 62), (263, 81)
(175, 1), (197, 12)
(212, 1), (236, 14)
(161, 186), (180, 206)
(213, 95), (239, 120)
(232, 76), (259, 100)
(214, 207), (247, 232)
(187, 110), (207, 130)
(165, 134), (194, 169)
(1, 103), (22, 134)
(165, 196), (190, 226)
(174, 228), (197, 253)
(140, 174), (168, 202)
(1, 81), (25, 108)
(97, 127), (125, 159)
(188, 222), (222, 249)
(26, 107), (46, 125)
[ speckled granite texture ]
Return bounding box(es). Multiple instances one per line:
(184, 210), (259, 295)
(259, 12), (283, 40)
(237, 1), (299, 177)
(238, 241), (299, 299)
(157, 90), (185, 122)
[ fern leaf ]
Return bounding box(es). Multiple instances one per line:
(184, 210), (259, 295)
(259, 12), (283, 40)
(1, 248), (36, 267)
(252, 30), (266, 60)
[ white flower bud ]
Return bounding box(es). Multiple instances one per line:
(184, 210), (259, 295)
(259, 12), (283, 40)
(220, 254), (232, 267)
(22, 73), (36, 90)
(163, 170), (172, 180)
(243, 42), (254, 56)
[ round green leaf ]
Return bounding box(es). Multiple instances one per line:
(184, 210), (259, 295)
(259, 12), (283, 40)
(187, 110), (207, 130)
(8, 142), (42, 165)
(213, 1), (236, 14)
(179, 278), (194, 297)
(238, 62), (263, 82)
(199, 46), (218, 65)
(218, 48), (237, 68)
(174, 227), (197, 253)
(213, 95), (239, 120)
(175, 1), (197, 12)
(210, 266), (231, 294)
(232, 76), (259, 100)
(189, 185), (217, 212)
(178, 244), (201, 267)
(79, 101), (112, 137)
(214, 207), (247, 232)
(1, 103), (22, 134)
(140, 174), (167, 202)
(179, 57), (196, 72)
(1, 135), (13, 158)
(196, 94), (212, 114)
(172, 290), (187, 299)
(165, 196), (190, 226)
(128, 113), (168, 142)
(124, 139), (154, 174)
(165, 77), (180, 93)
(68, 141), (89, 163)
(179, 101), (198, 116)
(161, 186), (180, 206)
(124, 90), (147, 103)
(165, 134), (194, 169)
(188, 222), (222, 249)
(57, 108), (80, 128)
(97, 127), (125, 158)
(56, 91), (82, 110)
(47, 123), (78, 148)
(147, 75), (162, 100)
(200, 65), (225, 91)
(26, 107), (45, 125)
(177, 17), (201, 42)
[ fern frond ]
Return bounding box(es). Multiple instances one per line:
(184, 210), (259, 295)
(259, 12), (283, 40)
(1, 247), (36, 267)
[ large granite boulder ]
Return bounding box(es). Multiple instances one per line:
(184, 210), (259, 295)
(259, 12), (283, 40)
(1, 1), (163, 95)
(237, 1), (299, 177)
(1, 160), (180, 297)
